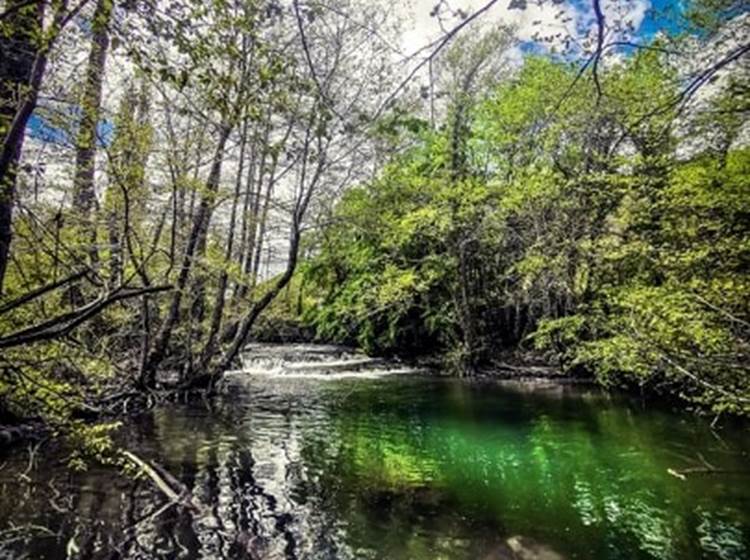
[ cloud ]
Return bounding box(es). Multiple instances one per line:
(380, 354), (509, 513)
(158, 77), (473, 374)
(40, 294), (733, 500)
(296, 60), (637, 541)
(499, 1), (582, 45)
(400, 0), (653, 56)
(600, 0), (651, 33)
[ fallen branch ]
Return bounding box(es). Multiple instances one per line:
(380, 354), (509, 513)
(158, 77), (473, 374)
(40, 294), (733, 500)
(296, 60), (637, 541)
(667, 452), (749, 480)
(667, 467), (750, 480)
(121, 451), (205, 514)
(628, 326), (750, 405)
(122, 451), (181, 503)
(660, 354), (750, 405)
(0, 269), (88, 316)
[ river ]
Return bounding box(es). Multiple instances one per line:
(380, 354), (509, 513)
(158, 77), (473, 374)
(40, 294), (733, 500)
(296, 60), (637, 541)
(1, 344), (748, 559)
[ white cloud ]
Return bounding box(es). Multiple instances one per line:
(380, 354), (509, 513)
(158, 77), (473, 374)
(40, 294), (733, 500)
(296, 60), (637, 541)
(400, 0), (652, 56)
(600, 0), (650, 34)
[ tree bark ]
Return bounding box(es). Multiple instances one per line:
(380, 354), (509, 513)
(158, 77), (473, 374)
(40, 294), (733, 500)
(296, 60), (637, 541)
(237, 119), (272, 298)
(200, 119), (248, 365)
(204, 223), (301, 386)
(142, 123), (232, 386)
(188, 118), (234, 328)
(72, 0), (113, 265)
(198, 124), (327, 387)
(249, 151), (279, 290)
(0, 0), (46, 295)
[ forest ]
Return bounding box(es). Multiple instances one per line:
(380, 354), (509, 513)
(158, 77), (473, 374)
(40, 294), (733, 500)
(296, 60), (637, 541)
(0, 0), (749, 558)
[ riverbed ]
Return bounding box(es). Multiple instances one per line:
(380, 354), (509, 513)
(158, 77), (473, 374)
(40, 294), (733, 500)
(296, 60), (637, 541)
(1, 344), (748, 559)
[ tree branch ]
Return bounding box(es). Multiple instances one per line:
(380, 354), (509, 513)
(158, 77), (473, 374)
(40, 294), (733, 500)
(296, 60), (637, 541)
(0, 285), (172, 349)
(373, 0), (501, 119)
(0, 269), (88, 315)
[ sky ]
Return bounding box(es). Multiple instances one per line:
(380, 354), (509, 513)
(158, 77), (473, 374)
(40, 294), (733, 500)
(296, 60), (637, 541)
(400, 0), (689, 58)
(23, 0), (722, 147)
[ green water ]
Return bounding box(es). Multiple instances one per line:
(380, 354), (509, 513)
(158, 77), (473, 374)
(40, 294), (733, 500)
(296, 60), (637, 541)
(1, 374), (748, 559)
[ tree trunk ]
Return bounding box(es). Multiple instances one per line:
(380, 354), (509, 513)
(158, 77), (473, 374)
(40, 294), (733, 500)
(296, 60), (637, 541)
(188, 122), (232, 329)
(200, 223), (302, 388)
(0, 0), (46, 295)
(141, 123), (232, 386)
(234, 129), (258, 289)
(249, 153), (278, 289)
(456, 236), (481, 373)
(199, 127), (326, 386)
(72, 0), (113, 265)
(200, 119), (248, 365)
(237, 120), (271, 299)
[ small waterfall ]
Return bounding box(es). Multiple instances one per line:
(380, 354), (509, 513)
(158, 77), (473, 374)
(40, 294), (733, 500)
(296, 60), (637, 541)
(233, 343), (420, 378)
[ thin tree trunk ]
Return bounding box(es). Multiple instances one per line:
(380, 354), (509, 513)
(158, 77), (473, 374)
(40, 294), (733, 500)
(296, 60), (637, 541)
(236, 114), (294, 300)
(0, 1), (46, 295)
(188, 120), (233, 327)
(141, 122), (232, 386)
(201, 119), (248, 365)
(249, 170), (276, 289)
(199, 124), (327, 386)
(202, 223), (302, 387)
(235, 129), (257, 276)
(239, 120), (272, 294)
(72, 0), (113, 265)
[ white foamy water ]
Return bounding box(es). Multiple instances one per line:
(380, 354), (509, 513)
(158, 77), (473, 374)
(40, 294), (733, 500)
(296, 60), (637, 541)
(235, 343), (421, 379)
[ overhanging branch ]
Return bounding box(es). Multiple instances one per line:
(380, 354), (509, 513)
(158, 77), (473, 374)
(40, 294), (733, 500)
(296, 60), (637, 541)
(0, 285), (172, 349)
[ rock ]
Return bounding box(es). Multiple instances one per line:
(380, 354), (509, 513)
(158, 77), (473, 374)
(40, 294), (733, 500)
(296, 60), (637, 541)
(0, 423), (41, 447)
(506, 535), (566, 560)
(482, 542), (519, 560)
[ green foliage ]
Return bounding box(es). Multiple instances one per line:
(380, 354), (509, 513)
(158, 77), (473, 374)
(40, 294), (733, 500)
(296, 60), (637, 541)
(303, 135), (457, 354)
(306, 43), (750, 413)
(65, 421), (123, 471)
(529, 315), (587, 370)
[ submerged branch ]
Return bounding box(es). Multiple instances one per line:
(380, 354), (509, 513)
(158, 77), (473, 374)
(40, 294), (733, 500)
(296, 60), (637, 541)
(121, 451), (205, 514)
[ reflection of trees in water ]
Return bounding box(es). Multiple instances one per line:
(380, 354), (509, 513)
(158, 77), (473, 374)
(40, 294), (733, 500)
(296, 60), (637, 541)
(300, 383), (750, 560)
(111, 387), (355, 559)
(1, 379), (749, 559)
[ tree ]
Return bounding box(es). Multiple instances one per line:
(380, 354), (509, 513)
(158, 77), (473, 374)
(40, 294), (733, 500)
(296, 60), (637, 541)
(0, 0), (95, 295)
(303, 11), (750, 413)
(71, 0), (114, 266)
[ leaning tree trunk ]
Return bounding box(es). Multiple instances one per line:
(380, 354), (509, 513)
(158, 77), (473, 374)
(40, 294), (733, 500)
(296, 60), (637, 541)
(141, 122), (232, 387)
(200, 119), (249, 366)
(0, 1), (46, 295)
(72, 0), (113, 266)
(187, 121), (232, 349)
(195, 129), (328, 390)
(194, 221), (302, 390)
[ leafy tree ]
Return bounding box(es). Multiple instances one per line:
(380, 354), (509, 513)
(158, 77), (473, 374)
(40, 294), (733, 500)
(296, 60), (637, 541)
(305, 26), (750, 413)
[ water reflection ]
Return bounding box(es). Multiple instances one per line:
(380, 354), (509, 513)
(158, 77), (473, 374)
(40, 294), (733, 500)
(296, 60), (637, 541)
(1, 375), (749, 559)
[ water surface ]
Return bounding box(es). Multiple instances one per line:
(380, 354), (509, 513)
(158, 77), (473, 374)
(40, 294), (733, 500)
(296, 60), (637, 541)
(1, 350), (748, 559)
